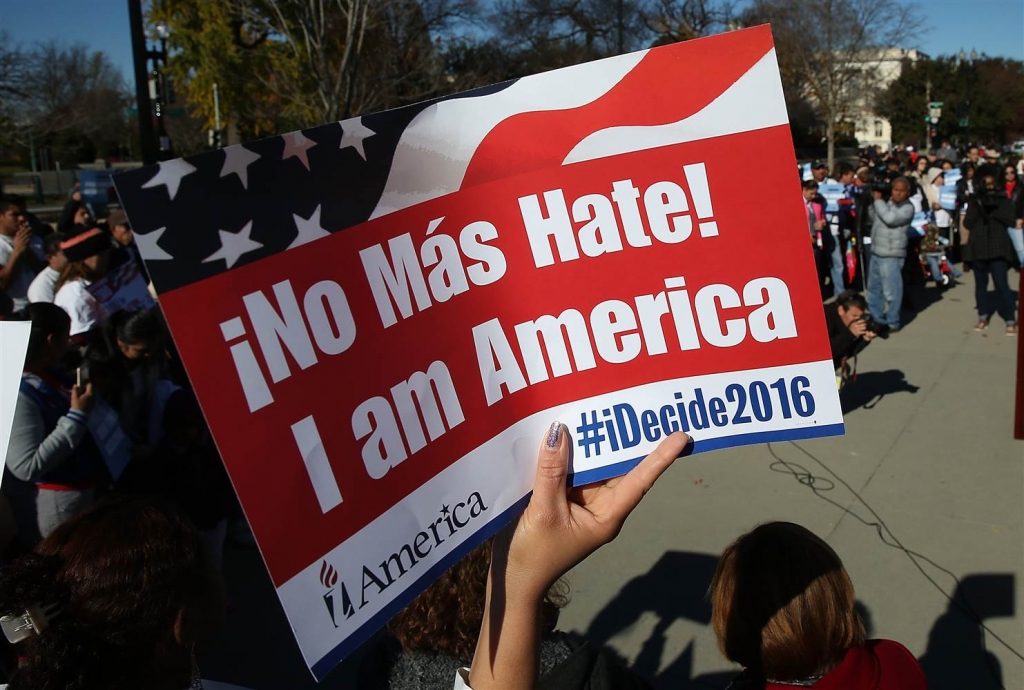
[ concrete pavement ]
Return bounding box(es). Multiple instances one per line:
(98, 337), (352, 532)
(203, 275), (1023, 689)
(558, 277), (1024, 689)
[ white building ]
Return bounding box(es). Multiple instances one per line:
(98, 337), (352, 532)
(850, 48), (927, 150)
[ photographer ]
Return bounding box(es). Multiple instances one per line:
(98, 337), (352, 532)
(866, 177), (914, 333)
(825, 291), (879, 370)
(964, 164), (1018, 335)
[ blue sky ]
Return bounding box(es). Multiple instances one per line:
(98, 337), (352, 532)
(1, 0), (1021, 95)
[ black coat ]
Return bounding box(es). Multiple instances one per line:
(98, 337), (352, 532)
(963, 194), (1017, 264)
(825, 302), (870, 368)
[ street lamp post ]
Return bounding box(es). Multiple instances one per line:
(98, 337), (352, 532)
(956, 49), (977, 147)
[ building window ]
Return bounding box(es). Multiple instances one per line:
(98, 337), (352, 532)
(874, 120), (884, 138)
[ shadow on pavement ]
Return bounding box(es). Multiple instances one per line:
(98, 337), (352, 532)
(584, 550), (720, 687)
(899, 282), (947, 328)
(918, 573), (1014, 690)
(840, 369), (920, 413)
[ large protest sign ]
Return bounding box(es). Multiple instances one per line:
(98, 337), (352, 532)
(114, 25), (843, 679)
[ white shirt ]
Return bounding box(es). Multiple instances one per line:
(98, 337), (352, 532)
(0, 234), (35, 311)
(27, 266), (61, 303)
(54, 279), (102, 336)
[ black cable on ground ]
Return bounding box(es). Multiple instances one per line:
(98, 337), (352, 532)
(766, 441), (1024, 690)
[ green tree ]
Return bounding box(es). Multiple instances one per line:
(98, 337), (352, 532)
(152, 0), (478, 142)
(876, 55), (1024, 147)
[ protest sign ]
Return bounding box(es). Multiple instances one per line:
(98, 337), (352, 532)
(818, 183), (845, 213)
(113, 25), (843, 679)
(79, 169), (118, 208)
(943, 168), (962, 186)
(87, 399), (132, 481)
(0, 321), (31, 486)
(939, 185), (958, 211)
(912, 211), (930, 234)
(85, 258), (155, 317)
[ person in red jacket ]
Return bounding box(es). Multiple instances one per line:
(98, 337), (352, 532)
(460, 427), (926, 690)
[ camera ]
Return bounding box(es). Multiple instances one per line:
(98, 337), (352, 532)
(861, 315), (891, 339)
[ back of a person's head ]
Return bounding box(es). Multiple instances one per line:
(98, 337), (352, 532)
(709, 522), (865, 682)
(387, 538), (566, 662)
(0, 496), (219, 690)
(10, 302), (71, 366)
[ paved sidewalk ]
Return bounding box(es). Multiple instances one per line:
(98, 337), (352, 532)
(558, 278), (1023, 689)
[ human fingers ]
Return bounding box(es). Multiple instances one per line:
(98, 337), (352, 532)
(599, 432), (688, 523)
(529, 422), (569, 521)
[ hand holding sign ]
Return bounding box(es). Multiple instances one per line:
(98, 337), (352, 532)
(469, 426), (689, 689)
(501, 424), (688, 602)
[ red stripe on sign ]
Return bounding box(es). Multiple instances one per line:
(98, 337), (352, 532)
(461, 25), (775, 189)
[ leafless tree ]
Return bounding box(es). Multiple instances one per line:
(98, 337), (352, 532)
(231, 0), (475, 123)
(741, 0), (923, 168)
(642, 0), (735, 44)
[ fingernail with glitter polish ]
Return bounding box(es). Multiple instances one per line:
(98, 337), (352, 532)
(545, 421), (562, 450)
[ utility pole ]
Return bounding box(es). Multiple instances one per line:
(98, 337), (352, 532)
(128, 0), (158, 165)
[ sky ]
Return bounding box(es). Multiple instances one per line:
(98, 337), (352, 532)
(1, 0), (1021, 97)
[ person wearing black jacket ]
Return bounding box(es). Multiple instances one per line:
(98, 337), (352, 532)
(963, 165), (1018, 335)
(825, 291), (877, 371)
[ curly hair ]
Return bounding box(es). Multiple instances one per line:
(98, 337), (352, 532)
(387, 537), (569, 661)
(0, 496), (215, 690)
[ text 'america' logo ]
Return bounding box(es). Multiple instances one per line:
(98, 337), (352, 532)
(320, 490), (489, 627)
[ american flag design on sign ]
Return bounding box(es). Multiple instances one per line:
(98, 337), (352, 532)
(113, 26), (780, 295)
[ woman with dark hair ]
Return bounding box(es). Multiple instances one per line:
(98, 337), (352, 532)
(85, 307), (173, 447)
(459, 428), (925, 690)
(3, 303), (107, 546)
(0, 496), (225, 689)
(53, 224), (111, 338)
(56, 199), (92, 236)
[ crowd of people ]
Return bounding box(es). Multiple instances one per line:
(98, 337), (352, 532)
(809, 143), (1023, 381)
(0, 142), (1019, 689)
(0, 190), (237, 683)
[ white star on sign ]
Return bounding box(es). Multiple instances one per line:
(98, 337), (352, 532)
(134, 227), (173, 261)
(339, 117), (375, 160)
(288, 204), (331, 249)
(220, 144), (261, 189)
(282, 130), (317, 170)
(202, 220), (263, 269)
(141, 158), (196, 201)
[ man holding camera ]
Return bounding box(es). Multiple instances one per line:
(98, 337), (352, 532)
(866, 177), (914, 333)
(825, 291), (879, 372)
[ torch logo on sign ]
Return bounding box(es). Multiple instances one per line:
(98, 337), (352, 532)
(320, 560), (354, 627)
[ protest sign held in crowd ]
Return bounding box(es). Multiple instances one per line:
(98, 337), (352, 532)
(112, 25), (844, 678)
